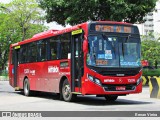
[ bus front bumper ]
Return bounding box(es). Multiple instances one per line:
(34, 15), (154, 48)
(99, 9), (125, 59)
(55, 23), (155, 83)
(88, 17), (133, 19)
(81, 80), (142, 95)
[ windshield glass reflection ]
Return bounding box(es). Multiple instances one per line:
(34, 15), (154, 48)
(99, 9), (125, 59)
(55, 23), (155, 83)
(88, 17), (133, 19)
(87, 34), (141, 67)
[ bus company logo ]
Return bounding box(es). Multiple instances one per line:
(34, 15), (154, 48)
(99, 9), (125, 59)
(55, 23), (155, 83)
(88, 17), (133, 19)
(116, 74), (125, 76)
(119, 79), (123, 83)
(30, 70), (36, 75)
(48, 66), (59, 73)
(24, 69), (29, 74)
(104, 79), (115, 83)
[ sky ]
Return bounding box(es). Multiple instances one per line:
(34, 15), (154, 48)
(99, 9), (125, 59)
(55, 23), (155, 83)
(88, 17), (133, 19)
(0, 0), (11, 4)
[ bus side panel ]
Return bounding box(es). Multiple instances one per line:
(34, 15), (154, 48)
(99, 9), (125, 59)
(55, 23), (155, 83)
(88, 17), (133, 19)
(18, 64), (28, 89)
(47, 60), (61, 93)
(28, 62), (47, 91)
(59, 60), (71, 92)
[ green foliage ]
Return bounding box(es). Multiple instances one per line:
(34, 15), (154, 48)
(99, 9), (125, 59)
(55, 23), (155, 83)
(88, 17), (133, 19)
(142, 69), (160, 76)
(141, 36), (160, 67)
(7, 0), (47, 40)
(0, 0), (48, 70)
(0, 70), (8, 76)
(38, 0), (157, 26)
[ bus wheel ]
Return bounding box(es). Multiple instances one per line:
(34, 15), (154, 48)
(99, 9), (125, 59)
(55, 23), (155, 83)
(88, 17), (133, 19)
(23, 78), (31, 96)
(62, 79), (76, 102)
(104, 95), (118, 102)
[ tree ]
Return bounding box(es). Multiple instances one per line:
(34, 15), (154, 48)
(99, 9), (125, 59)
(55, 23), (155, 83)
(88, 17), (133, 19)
(38, 0), (158, 26)
(0, 0), (47, 71)
(141, 36), (160, 68)
(7, 0), (47, 40)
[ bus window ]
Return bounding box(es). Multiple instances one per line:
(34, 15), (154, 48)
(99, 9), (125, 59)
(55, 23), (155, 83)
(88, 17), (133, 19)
(19, 45), (28, 63)
(49, 37), (59, 60)
(60, 33), (70, 59)
(28, 42), (37, 62)
(37, 40), (47, 62)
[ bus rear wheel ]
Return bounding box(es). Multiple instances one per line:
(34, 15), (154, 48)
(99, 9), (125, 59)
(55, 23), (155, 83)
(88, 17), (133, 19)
(23, 78), (31, 96)
(62, 79), (76, 102)
(104, 95), (118, 102)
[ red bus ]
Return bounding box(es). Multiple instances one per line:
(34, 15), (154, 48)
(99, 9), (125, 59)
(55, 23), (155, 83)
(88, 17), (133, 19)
(9, 21), (142, 102)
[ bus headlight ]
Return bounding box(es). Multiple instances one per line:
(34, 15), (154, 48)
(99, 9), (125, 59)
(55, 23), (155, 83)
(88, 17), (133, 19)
(87, 74), (102, 86)
(95, 78), (102, 86)
(137, 76), (142, 85)
(87, 74), (94, 82)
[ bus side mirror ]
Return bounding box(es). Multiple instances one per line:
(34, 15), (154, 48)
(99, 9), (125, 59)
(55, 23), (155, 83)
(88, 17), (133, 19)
(83, 40), (88, 53)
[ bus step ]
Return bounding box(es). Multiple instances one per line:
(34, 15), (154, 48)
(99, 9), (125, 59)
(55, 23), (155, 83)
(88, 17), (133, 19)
(15, 87), (20, 91)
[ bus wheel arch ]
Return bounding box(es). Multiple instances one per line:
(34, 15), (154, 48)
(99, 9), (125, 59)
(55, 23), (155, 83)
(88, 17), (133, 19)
(59, 76), (76, 102)
(59, 76), (68, 100)
(23, 76), (31, 96)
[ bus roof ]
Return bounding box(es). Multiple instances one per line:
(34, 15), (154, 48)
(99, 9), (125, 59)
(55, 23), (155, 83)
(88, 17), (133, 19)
(11, 21), (134, 47)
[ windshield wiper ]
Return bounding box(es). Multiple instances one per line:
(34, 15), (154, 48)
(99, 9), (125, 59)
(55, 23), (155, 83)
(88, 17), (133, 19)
(102, 33), (108, 40)
(122, 43), (124, 57)
(93, 47), (96, 65)
(125, 34), (131, 42)
(122, 34), (131, 57)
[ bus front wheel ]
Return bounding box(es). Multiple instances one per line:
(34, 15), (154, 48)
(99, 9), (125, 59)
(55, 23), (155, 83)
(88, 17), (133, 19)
(62, 79), (76, 102)
(104, 95), (118, 102)
(23, 78), (31, 96)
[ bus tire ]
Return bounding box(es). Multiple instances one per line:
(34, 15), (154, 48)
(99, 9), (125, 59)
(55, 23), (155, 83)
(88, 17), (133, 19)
(62, 79), (76, 102)
(104, 95), (118, 102)
(23, 78), (31, 96)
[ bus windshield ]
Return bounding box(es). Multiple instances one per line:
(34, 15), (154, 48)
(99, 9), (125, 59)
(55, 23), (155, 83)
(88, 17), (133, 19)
(87, 34), (141, 68)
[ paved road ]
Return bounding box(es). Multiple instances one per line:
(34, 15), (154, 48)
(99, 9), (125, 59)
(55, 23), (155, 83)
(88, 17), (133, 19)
(0, 81), (160, 112)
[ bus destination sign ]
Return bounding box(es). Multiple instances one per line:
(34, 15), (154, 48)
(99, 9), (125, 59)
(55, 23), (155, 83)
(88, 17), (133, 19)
(92, 25), (134, 33)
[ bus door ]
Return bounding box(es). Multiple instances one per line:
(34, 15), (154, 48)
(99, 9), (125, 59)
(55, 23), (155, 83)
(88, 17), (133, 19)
(12, 46), (20, 88)
(71, 29), (84, 92)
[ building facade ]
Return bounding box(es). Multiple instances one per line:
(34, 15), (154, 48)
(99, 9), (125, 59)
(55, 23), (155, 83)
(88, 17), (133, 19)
(136, 0), (160, 35)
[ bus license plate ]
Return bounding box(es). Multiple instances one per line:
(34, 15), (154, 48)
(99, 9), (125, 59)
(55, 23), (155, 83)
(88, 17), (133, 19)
(116, 86), (126, 91)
